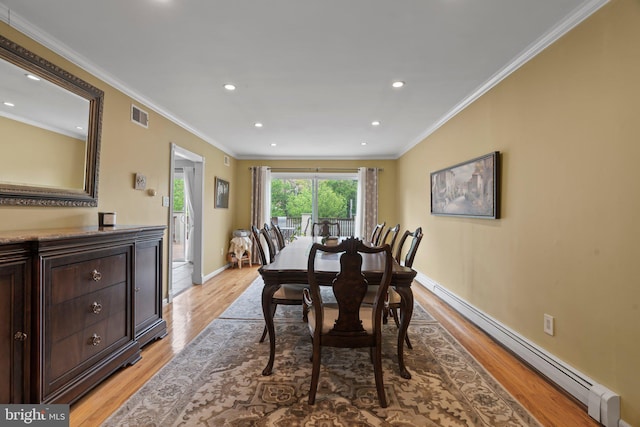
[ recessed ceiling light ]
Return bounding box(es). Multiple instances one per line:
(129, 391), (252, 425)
(392, 81), (405, 88)
(270, 143), (277, 147)
(3, 101), (15, 107)
(223, 83), (236, 91)
(25, 73), (41, 81)
(371, 121), (380, 126)
(361, 142), (367, 146)
(254, 122), (263, 128)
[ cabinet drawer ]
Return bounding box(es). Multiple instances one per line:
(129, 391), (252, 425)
(51, 253), (127, 304)
(50, 283), (127, 342)
(48, 311), (128, 381)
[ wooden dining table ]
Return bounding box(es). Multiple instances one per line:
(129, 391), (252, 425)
(258, 236), (417, 378)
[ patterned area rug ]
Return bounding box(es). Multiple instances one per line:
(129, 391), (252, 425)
(104, 279), (540, 426)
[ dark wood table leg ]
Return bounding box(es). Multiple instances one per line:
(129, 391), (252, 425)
(394, 286), (414, 379)
(261, 283), (279, 376)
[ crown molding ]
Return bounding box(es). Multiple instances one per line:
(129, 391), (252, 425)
(399, 0), (610, 158)
(0, 5), (7, 23)
(1, 1), (609, 161)
(0, 2), (236, 157)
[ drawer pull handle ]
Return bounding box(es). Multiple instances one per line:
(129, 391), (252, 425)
(91, 270), (102, 281)
(91, 302), (103, 314)
(89, 334), (102, 346)
(14, 331), (28, 341)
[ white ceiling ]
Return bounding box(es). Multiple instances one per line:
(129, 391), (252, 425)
(0, 0), (606, 160)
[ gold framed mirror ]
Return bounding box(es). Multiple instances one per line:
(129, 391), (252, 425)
(0, 34), (103, 207)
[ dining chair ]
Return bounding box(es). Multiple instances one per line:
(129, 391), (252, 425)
(394, 226), (423, 268)
(263, 223), (281, 257)
(251, 225), (269, 265)
(369, 222), (385, 246)
(385, 226), (423, 349)
(311, 220), (340, 237)
(303, 237), (393, 407)
(251, 225), (307, 343)
(379, 223), (400, 253)
(303, 217), (313, 236)
(270, 220), (286, 251)
(362, 226), (422, 349)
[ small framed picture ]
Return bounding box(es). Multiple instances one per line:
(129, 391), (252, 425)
(134, 173), (147, 190)
(215, 177), (229, 209)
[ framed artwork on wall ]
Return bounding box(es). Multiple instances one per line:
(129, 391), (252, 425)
(430, 151), (500, 219)
(215, 177), (229, 209)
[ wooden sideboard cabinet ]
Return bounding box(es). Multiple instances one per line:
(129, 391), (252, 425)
(134, 228), (168, 347)
(0, 243), (30, 404)
(0, 225), (166, 404)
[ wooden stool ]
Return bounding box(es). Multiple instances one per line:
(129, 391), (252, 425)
(228, 251), (252, 268)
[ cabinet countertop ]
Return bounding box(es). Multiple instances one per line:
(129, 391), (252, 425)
(0, 225), (166, 244)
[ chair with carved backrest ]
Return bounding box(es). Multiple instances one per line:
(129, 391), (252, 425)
(311, 220), (341, 238)
(385, 226), (423, 349)
(303, 216), (313, 236)
(362, 226), (422, 348)
(270, 221), (286, 251)
(369, 222), (385, 246)
(379, 223), (400, 253)
(251, 225), (307, 343)
(303, 237), (393, 407)
(251, 225), (269, 265)
(364, 221), (390, 316)
(395, 227), (423, 268)
(263, 223), (281, 256)
(366, 223), (400, 325)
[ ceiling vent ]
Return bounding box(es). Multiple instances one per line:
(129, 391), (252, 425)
(131, 104), (149, 128)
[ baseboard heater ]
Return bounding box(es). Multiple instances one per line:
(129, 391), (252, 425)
(415, 273), (626, 427)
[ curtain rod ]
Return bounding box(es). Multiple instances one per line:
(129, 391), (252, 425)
(248, 167), (383, 172)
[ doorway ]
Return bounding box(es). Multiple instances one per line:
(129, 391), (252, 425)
(168, 144), (204, 302)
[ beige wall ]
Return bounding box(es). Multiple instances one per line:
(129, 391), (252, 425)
(234, 159), (399, 232)
(398, 0), (640, 423)
(3, 0), (639, 422)
(0, 116), (85, 188)
(0, 22), (236, 295)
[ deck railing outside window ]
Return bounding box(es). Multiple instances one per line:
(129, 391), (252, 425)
(272, 217), (355, 237)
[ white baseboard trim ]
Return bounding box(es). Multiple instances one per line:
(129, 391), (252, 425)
(202, 264), (230, 284)
(415, 272), (626, 427)
(163, 264), (230, 305)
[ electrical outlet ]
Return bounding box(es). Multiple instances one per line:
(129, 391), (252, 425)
(162, 196), (170, 207)
(220, 248), (224, 256)
(544, 314), (555, 336)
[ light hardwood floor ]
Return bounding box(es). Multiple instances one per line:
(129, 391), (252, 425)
(69, 266), (598, 426)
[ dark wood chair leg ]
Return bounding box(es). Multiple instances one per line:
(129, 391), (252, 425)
(373, 345), (388, 408)
(391, 308), (412, 349)
(309, 345), (321, 404)
(259, 303), (278, 343)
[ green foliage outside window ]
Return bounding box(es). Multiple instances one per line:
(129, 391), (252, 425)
(173, 178), (185, 211)
(270, 178), (357, 219)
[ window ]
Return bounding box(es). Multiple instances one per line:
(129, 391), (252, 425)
(270, 172), (358, 237)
